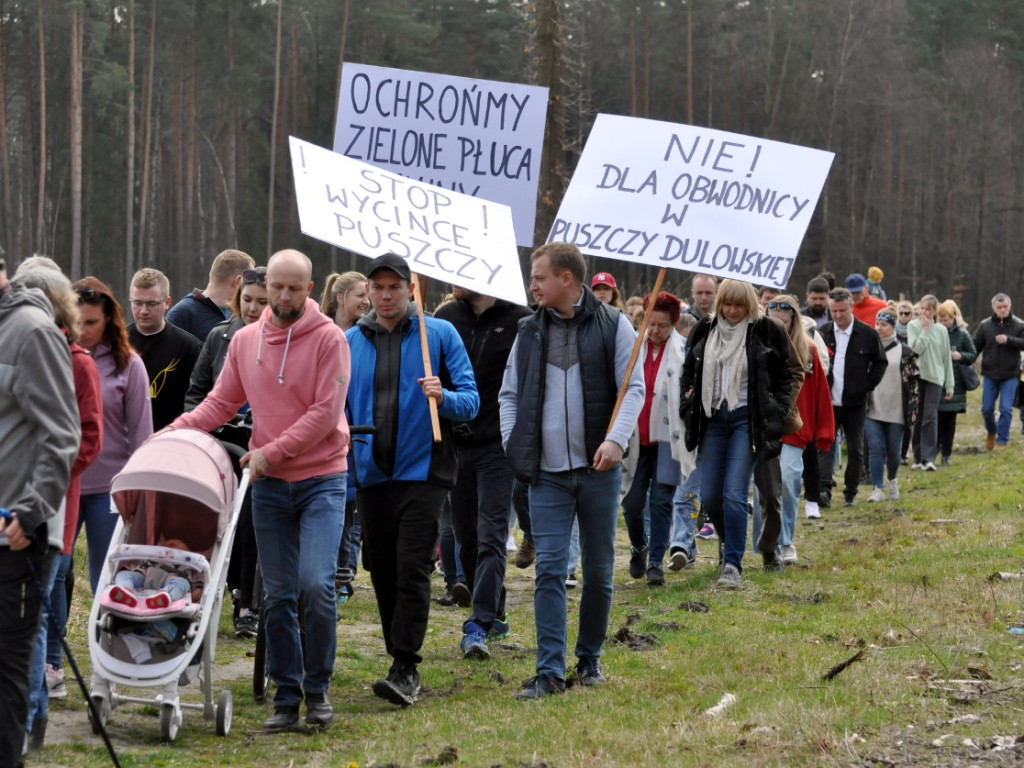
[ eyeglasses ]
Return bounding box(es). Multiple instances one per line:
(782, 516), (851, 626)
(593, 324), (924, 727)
(766, 300), (795, 312)
(129, 300), (164, 310)
(242, 269), (267, 285)
(898, 311), (912, 316)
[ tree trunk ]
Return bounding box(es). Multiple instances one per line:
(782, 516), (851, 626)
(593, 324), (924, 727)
(533, 0), (565, 247)
(329, 0), (350, 273)
(266, 0), (284, 259)
(35, 0), (46, 253)
(0, 0), (13, 256)
(137, 1), (156, 270)
(70, 2), (83, 277)
(125, 0), (135, 279)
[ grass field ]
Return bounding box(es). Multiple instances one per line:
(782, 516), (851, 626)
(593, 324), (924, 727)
(28, 394), (1024, 767)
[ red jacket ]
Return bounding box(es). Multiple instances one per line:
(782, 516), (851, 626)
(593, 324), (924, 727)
(783, 347), (835, 452)
(64, 342), (104, 553)
(852, 295), (888, 325)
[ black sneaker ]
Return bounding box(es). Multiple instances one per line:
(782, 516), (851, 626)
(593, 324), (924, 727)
(668, 547), (689, 572)
(434, 586), (458, 606)
(514, 674), (566, 699)
(762, 552), (784, 572)
(234, 611), (258, 639)
(450, 582), (472, 607)
(628, 545), (648, 579)
(576, 657), (606, 686)
(565, 572), (578, 589)
(262, 706), (300, 731)
(372, 663), (420, 707)
(646, 562), (665, 586)
(304, 691), (334, 726)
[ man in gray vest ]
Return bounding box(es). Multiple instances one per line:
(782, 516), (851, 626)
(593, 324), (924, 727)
(499, 242), (644, 699)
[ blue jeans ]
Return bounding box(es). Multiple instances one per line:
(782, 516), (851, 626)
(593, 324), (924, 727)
(670, 457), (702, 558)
(778, 444), (804, 548)
(75, 492), (119, 594)
(529, 466), (621, 680)
(251, 473), (345, 708)
(865, 419), (903, 486)
(698, 406), (755, 571)
(621, 445), (675, 564)
(982, 376), (1018, 444)
(27, 553), (59, 730)
(46, 553), (73, 669)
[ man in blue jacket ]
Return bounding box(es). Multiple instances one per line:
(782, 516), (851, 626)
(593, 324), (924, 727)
(346, 253), (479, 707)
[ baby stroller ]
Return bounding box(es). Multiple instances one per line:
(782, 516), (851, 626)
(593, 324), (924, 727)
(87, 428), (248, 741)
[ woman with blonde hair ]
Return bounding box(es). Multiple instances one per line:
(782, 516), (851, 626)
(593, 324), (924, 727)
(767, 295), (833, 564)
(936, 299), (977, 465)
(320, 271), (370, 331)
(681, 279), (792, 587)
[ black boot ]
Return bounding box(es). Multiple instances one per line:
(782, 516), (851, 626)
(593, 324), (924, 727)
(27, 715), (47, 751)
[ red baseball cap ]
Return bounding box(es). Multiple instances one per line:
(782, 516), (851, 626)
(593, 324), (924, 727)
(591, 272), (617, 290)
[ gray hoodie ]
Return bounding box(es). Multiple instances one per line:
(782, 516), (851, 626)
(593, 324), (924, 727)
(0, 284), (79, 548)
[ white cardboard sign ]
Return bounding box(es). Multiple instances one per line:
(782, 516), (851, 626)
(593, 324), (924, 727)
(333, 63), (548, 248)
(549, 114), (835, 288)
(289, 136), (527, 306)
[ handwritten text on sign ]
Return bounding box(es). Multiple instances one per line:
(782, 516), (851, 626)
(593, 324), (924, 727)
(549, 115), (834, 288)
(289, 137), (527, 306)
(333, 64), (548, 247)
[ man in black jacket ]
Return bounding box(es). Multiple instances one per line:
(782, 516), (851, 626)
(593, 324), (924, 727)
(973, 292), (1024, 449)
(435, 286), (531, 661)
(821, 288), (888, 506)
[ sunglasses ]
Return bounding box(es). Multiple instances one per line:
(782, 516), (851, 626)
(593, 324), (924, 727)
(75, 286), (103, 304)
(828, 290), (850, 300)
(242, 268), (267, 285)
(898, 311), (912, 316)
(766, 300), (795, 312)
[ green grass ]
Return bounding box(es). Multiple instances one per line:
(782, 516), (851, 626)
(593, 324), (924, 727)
(32, 394), (1024, 767)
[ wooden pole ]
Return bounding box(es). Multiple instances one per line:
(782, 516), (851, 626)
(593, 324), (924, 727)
(606, 268), (668, 433)
(412, 273), (442, 442)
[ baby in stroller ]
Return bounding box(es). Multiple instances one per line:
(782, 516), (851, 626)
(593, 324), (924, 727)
(107, 537), (192, 611)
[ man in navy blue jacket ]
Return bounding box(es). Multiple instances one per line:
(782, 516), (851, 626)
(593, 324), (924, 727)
(346, 253), (479, 707)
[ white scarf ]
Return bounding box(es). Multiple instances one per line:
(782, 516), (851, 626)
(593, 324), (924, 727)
(701, 317), (749, 417)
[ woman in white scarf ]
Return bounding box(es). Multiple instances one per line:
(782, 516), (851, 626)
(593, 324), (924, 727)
(680, 279), (792, 589)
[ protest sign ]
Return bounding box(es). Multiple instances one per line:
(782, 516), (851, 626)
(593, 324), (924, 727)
(549, 114), (835, 288)
(333, 63), (548, 248)
(289, 136), (527, 306)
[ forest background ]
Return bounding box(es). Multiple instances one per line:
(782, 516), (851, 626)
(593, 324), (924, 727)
(2, 0), (1023, 322)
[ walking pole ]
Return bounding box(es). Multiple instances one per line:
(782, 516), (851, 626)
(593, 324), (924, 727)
(605, 267), (668, 433)
(412, 273), (442, 442)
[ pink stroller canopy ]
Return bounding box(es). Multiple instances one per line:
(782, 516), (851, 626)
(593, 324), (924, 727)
(111, 428), (236, 549)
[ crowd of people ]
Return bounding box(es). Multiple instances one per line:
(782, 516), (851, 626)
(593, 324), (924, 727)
(2, 244), (1024, 759)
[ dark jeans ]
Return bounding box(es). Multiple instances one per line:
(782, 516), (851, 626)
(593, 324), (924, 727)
(0, 529), (52, 768)
(621, 444), (675, 565)
(830, 404), (867, 500)
(338, 497), (361, 574)
(752, 455), (782, 556)
(802, 443), (823, 502)
(450, 440), (514, 631)
(512, 479), (531, 541)
(438, 497), (463, 587)
(359, 482), (449, 667)
(937, 411), (958, 459)
(232, 485), (258, 608)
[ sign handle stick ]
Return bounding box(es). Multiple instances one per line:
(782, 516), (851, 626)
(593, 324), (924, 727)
(412, 273), (443, 443)
(606, 268), (667, 434)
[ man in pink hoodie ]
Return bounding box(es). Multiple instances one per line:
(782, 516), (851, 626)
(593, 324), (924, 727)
(165, 249), (350, 731)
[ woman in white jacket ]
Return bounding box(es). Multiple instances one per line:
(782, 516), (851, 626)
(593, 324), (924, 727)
(620, 291), (693, 586)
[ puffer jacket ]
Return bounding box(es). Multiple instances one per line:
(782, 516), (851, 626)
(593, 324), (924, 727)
(680, 315), (793, 459)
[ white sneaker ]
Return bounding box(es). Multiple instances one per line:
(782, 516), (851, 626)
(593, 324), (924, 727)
(923, 461), (937, 472)
(867, 487), (885, 503)
(888, 478), (899, 500)
(45, 664), (67, 699)
(911, 462), (924, 470)
(506, 533), (517, 553)
(804, 501), (820, 519)
(779, 543), (798, 564)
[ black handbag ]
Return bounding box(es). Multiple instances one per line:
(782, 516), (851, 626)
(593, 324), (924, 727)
(959, 361), (980, 391)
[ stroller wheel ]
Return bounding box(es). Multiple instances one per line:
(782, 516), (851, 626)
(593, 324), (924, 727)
(160, 703), (181, 741)
(87, 694), (110, 735)
(216, 690), (233, 736)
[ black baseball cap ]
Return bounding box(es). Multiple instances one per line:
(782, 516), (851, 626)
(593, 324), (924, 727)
(366, 252), (411, 281)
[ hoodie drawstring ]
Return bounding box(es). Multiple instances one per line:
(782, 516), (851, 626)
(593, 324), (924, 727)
(254, 317), (293, 384)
